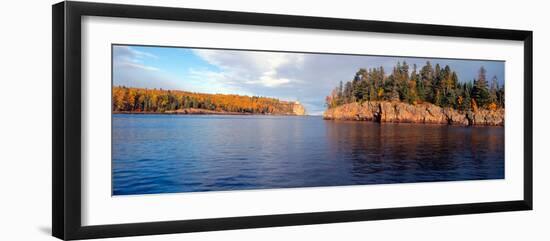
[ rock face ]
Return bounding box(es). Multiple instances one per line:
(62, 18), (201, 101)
(323, 101), (504, 126)
(290, 101), (306, 115)
(279, 101), (305, 115)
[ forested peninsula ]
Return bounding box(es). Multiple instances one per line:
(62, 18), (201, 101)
(324, 62), (504, 126)
(112, 87), (306, 116)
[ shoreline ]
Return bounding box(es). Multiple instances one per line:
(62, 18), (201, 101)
(112, 111), (503, 127)
(323, 117), (504, 127)
(113, 108), (305, 116)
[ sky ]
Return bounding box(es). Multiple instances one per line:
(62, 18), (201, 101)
(113, 45), (505, 115)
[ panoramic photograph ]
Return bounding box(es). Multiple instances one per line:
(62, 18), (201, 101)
(111, 44), (505, 196)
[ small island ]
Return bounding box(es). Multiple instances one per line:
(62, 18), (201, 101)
(323, 62), (504, 126)
(112, 86), (306, 116)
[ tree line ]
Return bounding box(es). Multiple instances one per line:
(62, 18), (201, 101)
(325, 61), (504, 112)
(112, 86), (297, 114)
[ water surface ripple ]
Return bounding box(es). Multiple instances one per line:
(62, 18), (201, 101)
(112, 114), (504, 195)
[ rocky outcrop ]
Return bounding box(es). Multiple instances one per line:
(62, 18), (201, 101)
(469, 108), (505, 126)
(323, 101), (504, 126)
(278, 101), (306, 115)
(290, 102), (306, 115)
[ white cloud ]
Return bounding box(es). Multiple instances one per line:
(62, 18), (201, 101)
(192, 49), (304, 88)
(118, 62), (159, 71)
(130, 48), (158, 59)
(188, 49), (377, 115)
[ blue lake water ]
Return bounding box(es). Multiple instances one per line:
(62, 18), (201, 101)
(112, 114), (504, 195)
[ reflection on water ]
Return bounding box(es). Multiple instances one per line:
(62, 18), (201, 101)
(112, 114), (504, 195)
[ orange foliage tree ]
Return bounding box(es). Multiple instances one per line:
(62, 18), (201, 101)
(112, 86), (297, 114)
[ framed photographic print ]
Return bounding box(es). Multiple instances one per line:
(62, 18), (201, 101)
(52, 1), (533, 240)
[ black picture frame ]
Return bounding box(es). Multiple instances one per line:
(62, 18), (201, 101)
(52, 1), (533, 240)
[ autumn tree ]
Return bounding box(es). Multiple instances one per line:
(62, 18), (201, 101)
(113, 86), (300, 115)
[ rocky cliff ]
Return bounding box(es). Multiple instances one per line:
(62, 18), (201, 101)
(279, 101), (306, 115)
(291, 102), (306, 115)
(323, 101), (503, 126)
